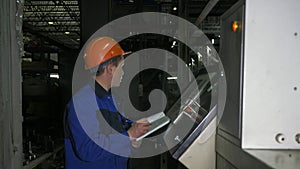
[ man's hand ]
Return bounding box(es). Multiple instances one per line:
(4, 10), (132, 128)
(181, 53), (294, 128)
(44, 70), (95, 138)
(127, 118), (150, 148)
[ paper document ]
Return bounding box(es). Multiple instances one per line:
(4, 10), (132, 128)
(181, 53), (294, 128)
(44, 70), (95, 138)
(136, 112), (170, 141)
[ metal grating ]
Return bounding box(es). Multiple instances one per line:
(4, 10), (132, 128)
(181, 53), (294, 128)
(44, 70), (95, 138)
(23, 0), (80, 49)
(22, 0), (237, 50)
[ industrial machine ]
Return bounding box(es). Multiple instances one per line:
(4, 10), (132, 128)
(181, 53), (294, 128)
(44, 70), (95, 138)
(163, 0), (300, 169)
(164, 73), (219, 169)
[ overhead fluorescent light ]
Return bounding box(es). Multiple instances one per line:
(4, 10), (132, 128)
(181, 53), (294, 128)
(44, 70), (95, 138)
(50, 73), (59, 79)
(171, 41), (177, 48)
(167, 76), (178, 80)
(22, 58), (32, 62)
(65, 31), (70, 35)
(48, 21), (54, 25)
(172, 41), (176, 46)
(197, 52), (202, 61)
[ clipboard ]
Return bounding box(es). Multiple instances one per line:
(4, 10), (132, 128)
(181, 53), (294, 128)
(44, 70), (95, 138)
(136, 112), (170, 141)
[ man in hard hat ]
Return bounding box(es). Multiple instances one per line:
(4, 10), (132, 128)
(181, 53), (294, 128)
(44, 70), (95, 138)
(64, 37), (149, 169)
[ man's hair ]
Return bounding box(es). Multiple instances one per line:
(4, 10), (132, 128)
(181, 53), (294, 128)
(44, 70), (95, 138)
(96, 56), (122, 76)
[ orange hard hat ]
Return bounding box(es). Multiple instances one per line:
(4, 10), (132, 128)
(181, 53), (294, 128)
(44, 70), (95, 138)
(83, 36), (129, 69)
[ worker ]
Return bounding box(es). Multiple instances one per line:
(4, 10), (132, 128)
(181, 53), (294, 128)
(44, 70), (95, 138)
(64, 36), (150, 169)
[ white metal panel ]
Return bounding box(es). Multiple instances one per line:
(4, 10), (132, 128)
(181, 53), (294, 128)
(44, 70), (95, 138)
(242, 0), (300, 149)
(246, 150), (300, 169)
(179, 117), (216, 169)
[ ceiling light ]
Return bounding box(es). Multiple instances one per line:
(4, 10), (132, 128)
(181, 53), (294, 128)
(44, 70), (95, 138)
(48, 22), (54, 25)
(172, 41), (176, 46)
(197, 52), (202, 62)
(65, 32), (70, 35)
(167, 77), (178, 80)
(173, 7), (177, 11)
(50, 73), (59, 79)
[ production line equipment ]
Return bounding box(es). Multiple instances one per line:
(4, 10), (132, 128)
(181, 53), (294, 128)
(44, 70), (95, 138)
(162, 1), (300, 169)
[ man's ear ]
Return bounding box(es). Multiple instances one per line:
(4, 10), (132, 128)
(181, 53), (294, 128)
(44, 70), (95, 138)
(106, 63), (114, 75)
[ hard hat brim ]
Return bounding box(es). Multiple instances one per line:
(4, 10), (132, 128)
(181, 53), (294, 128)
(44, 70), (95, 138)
(122, 51), (132, 58)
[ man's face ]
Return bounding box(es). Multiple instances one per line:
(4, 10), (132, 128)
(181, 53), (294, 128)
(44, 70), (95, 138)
(111, 59), (124, 87)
